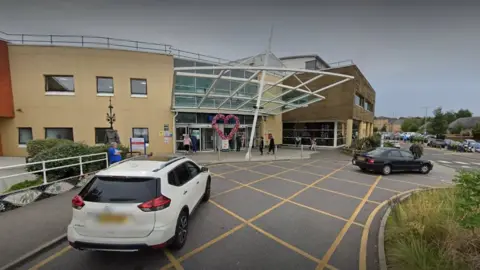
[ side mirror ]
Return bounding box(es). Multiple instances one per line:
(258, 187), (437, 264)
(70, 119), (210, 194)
(201, 166), (209, 173)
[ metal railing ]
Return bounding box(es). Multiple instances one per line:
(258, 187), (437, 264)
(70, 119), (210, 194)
(0, 152), (108, 190)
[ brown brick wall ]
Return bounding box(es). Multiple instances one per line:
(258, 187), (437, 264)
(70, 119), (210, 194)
(282, 65), (375, 123)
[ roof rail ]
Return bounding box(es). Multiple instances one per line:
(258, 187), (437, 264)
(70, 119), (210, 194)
(152, 156), (186, 172)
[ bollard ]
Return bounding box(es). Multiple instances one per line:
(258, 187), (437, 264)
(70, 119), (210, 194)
(301, 144), (303, 159)
(218, 147), (221, 161)
(274, 145), (277, 160)
(42, 161), (47, 184)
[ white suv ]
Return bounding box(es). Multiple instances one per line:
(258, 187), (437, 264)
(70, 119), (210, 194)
(67, 156), (211, 251)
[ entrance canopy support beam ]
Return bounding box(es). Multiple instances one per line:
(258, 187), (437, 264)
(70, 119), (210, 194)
(217, 70), (261, 109)
(197, 69), (228, 108)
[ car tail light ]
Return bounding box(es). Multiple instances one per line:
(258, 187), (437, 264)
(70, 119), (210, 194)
(367, 159), (375, 164)
(138, 195), (171, 212)
(72, 195), (85, 210)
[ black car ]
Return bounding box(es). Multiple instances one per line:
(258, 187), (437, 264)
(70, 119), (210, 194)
(352, 147), (433, 175)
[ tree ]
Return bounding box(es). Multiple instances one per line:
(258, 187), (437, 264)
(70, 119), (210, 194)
(373, 126), (379, 133)
(456, 109), (473, 119)
(444, 111), (457, 124)
(401, 118), (422, 132)
(381, 124), (387, 132)
(473, 123), (480, 140)
(428, 107), (448, 135)
(408, 124), (419, 132)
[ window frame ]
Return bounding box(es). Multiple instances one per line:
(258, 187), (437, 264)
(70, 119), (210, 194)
(132, 127), (149, 144)
(18, 127), (33, 146)
(130, 78), (148, 96)
(94, 127), (110, 144)
(184, 161), (200, 179)
(96, 76), (114, 95)
(44, 75), (75, 93)
(44, 127), (74, 141)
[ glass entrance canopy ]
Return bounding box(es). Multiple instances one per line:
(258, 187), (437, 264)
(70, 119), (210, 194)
(173, 58), (354, 115)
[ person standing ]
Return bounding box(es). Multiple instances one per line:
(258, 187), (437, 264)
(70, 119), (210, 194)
(259, 136), (264, 155)
(183, 134), (192, 153)
(236, 135), (242, 152)
(108, 142), (122, 165)
(310, 136), (317, 151)
(268, 134), (275, 154)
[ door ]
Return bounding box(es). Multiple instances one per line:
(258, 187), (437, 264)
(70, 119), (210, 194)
(202, 128), (215, 151)
(176, 127), (189, 152)
(387, 150), (407, 170)
(399, 150), (418, 170)
(75, 176), (158, 238)
(190, 129), (200, 151)
(172, 163), (197, 211)
(184, 161), (204, 206)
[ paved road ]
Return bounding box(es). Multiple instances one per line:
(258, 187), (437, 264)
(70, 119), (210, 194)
(418, 146), (480, 171)
(11, 152), (454, 270)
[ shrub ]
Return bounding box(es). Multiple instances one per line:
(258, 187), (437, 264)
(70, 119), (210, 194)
(26, 138), (74, 158)
(384, 141), (394, 147)
(453, 170), (480, 230)
(353, 134), (381, 151)
(5, 178), (43, 193)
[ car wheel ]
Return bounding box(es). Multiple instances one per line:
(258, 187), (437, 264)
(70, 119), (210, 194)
(382, 165), (392, 175)
(202, 177), (211, 202)
(170, 210), (189, 250)
(420, 164), (430, 174)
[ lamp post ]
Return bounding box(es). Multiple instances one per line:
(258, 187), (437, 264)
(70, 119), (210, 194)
(106, 97), (116, 129)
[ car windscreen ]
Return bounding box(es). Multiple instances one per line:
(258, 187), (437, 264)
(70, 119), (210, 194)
(79, 176), (158, 203)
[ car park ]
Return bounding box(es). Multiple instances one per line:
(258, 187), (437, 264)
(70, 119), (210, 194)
(428, 139), (446, 148)
(352, 147), (433, 175)
(67, 156), (211, 252)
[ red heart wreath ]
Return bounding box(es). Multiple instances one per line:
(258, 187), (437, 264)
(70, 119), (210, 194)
(211, 114), (240, 140)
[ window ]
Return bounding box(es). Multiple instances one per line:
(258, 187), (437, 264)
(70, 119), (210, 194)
(131, 79), (147, 95)
(94, 128), (110, 144)
(79, 176), (158, 203)
(45, 75), (74, 92)
(185, 162), (200, 179)
(45, 128), (74, 140)
(355, 94), (365, 107)
(388, 150), (402, 158)
(173, 163), (191, 185)
(366, 102), (374, 112)
(96, 77), (114, 94)
(18, 128), (33, 145)
(132, 128), (149, 144)
(305, 60), (317, 70)
(400, 151), (414, 159)
(168, 171), (181, 186)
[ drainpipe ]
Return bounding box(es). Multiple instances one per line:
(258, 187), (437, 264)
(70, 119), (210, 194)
(173, 112), (178, 154)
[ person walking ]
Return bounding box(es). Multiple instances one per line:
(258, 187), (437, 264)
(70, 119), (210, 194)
(191, 134), (198, 153)
(259, 136), (264, 155)
(295, 136), (301, 147)
(183, 134), (192, 153)
(236, 135), (242, 152)
(310, 137), (317, 151)
(268, 134), (275, 154)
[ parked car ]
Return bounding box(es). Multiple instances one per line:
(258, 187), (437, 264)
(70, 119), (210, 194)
(428, 139), (446, 148)
(67, 156), (211, 252)
(463, 139), (478, 152)
(352, 147), (433, 175)
(472, 143), (480, 153)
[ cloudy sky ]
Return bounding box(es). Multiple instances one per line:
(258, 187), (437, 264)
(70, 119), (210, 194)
(1, 0), (478, 117)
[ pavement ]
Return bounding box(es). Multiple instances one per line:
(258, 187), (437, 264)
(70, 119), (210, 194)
(1, 150), (455, 270)
(0, 157), (36, 192)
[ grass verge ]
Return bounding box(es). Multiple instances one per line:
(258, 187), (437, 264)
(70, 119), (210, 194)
(385, 188), (480, 270)
(4, 178), (43, 193)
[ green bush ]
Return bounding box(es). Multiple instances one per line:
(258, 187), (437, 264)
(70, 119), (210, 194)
(89, 144), (130, 160)
(453, 170), (480, 229)
(384, 141), (394, 147)
(26, 138), (74, 158)
(353, 134), (381, 151)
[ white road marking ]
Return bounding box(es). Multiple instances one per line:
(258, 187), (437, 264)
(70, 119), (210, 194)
(461, 165), (472, 168)
(438, 160), (452, 164)
(472, 162), (480, 166)
(454, 161), (469, 165)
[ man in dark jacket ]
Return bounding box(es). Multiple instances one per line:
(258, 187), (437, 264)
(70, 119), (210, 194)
(236, 135), (242, 152)
(259, 137), (264, 155)
(268, 134), (275, 154)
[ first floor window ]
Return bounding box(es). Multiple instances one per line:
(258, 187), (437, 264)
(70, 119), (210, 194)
(97, 77), (114, 94)
(45, 128), (74, 140)
(45, 75), (75, 92)
(94, 128), (110, 144)
(18, 127), (33, 145)
(132, 128), (149, 144)
(131, 79), (147, 95)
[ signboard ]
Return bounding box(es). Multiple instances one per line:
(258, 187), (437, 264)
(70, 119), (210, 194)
(164, 131), (172, 137)
(130, 137), (146, 154)
(164, 124), (169, 131)
(221, 140), (230, 151)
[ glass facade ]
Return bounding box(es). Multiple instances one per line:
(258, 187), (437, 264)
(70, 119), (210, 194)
(282, 122), (337, 147)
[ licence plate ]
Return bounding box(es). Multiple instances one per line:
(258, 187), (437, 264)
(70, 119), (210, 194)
(98, 214), (127, 224)
(356, 156), (365, 161)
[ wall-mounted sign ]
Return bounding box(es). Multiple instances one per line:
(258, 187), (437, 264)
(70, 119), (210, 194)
(164, 124), (169, 131)
(130, 137), (146, 154)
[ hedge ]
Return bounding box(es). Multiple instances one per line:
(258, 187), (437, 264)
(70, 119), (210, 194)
(26, 138), (74, 158)
(27, 141), (130, 182)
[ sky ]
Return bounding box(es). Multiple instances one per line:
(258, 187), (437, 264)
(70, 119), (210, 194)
(1, 0), (479, 117)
